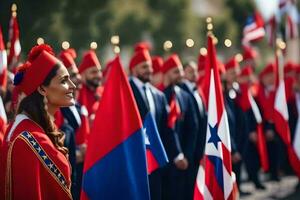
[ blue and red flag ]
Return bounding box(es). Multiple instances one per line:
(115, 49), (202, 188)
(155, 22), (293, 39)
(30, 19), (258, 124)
(194, 35), (234, 200)
(81, 56), (150, 200)
(143, 112), (168, 174)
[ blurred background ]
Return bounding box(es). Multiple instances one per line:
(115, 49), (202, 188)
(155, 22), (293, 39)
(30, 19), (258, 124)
(1, 0), (298, 69)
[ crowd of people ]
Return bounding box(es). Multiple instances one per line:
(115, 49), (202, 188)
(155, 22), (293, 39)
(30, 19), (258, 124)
(0, 39), (300, 200)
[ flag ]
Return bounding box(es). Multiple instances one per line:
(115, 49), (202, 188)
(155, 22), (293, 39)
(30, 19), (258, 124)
(81, 56), (150, 200)
(242, 12), (266, 45)
(265, 16), (277, 46)
(273, 49), (300, 178)
(7, 5), (21, 69)
(143, 112), (168, 174)
(194, 35), (233, 200)
(0, 27), (7, 90)
(285, 4), (299, 40)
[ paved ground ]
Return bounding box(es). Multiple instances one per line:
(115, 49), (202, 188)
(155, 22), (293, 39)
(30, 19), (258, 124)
(240, 176), (300, 200)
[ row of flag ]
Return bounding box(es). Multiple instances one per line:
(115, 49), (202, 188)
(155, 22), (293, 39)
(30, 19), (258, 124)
(242, 0), (299, 47)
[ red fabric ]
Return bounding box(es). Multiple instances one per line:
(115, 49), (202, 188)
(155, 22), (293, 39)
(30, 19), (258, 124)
(207, 36), (226, 121)
(59, 49), (77, 69)
(0, 118), (72, 199)
(77, 84), (103, 118)
(146, 149), (159, 174)
(83, 56), (143, 171)
(259, 63), (275, 79)
(256, 84), (275, 121)
(222, 142), (232, 174)
(284, 61), (296, 74)
(256, 124), (269, 172)
(78, 50), (101, 74)
(225, 56), (238, 70)
(161, 54), (182, 74)
(167, 94), (181, 129)
(75, 106), (90, 145)
(129, 49), (151, 70)
(240, 65), (253, 77)
(54, 109), (64, 129)
(17, 45), (58, 95)
(236, 83), (251, 111)
(204, 156), (224, 200)
(285, 77), (295, 103)
(157, 83), (165, 91)
(151, 56), (163, 74)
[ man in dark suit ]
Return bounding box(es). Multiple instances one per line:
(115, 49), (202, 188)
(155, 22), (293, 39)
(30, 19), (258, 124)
(223, 56), (250, 195)
(128, 47), (170, 200)
(180, 61), (207, 200)
(161, 54), (198, 200)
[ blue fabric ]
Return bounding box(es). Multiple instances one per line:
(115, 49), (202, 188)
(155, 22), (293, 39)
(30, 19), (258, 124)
(82, 129), (150, 200)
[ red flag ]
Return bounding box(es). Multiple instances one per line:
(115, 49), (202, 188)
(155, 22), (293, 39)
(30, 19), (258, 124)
(81, 56), (150, 200)
(273, 49), (300, 178)
(7, 5), (21, 69)
(0, 27), (7, 90)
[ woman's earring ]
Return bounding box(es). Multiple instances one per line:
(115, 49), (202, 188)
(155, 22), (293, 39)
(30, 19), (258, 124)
(43, 96), (48, 111)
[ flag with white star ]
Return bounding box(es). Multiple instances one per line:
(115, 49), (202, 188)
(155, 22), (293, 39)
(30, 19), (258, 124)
(194, 35), (234, 200)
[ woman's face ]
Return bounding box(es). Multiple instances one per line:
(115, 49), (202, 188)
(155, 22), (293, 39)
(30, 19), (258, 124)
(44, 65), (76, 109)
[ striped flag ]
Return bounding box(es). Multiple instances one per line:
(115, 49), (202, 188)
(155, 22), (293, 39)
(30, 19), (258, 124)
(7, 5), (21, 69)
(285, 4), (299, 40)
(242, 12), (265, 45)
(273, 49), (300, 178)
(194, 35), (234, 200)
(0, 27), (7, 90)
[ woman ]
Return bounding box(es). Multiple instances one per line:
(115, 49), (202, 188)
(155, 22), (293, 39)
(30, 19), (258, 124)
(0, 44), (76, 200)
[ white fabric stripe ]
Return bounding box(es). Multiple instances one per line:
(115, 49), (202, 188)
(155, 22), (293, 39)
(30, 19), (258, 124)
(196, 164), (205, 194)
(218, 111), (231, 151)
(14, 39), (21, 56)
(243, 28), (265, 42)
(6, 114), (29, 142)
(203, 184), (213, 200)
(248, 90), (263, 123)
(0, 96), (7, 124)
(223, 164), (233, 199)
(0, 50), (7, 74)
(274, 80), (289, 121)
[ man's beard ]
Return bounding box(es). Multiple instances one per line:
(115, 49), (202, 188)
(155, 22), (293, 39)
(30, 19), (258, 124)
(137, 74), (150, 83)
(86, 78), (101, 89)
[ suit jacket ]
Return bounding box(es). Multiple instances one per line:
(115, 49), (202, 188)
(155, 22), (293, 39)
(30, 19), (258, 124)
(129, 79), (170, 157)
(179, 81), (207, 164)
(163, 85), (198, 163)
(224, 90), (249, 154)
